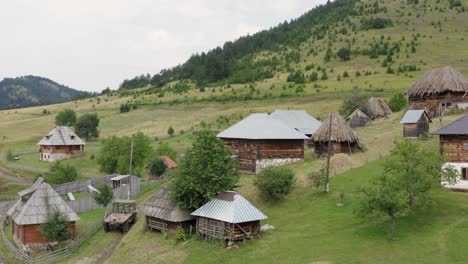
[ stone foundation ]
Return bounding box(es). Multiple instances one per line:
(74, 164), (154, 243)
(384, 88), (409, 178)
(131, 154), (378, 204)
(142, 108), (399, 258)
(40, 153), (70, 162)
(255, 158), (302, 174)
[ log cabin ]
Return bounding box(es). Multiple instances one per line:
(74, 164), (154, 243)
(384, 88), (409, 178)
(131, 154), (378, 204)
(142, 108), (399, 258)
(7, 178), (79, 248)
(37, 126), (85, 162)
(191, 191), (267, 242)
(346, 108), (371, 128)
(312, 113), (363, 157)
(143, 187), (194, 232)
(407, 66), (468, 118)
(434, 115), (468, 191)
(400, 110), (431, 139)
(217, 113), (308, 174)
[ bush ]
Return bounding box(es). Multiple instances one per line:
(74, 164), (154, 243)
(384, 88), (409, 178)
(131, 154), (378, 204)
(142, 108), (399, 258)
(255, 166), (295, 201)
(387, 93), (407, 112)
(309, 166), (327, 190)
(337, 47), (351, 61)
(93, 185), (113, 207)
(167, 126), (175, 137)
(149, 158), (168, 176)
(40, 211), (71, 246)
(6, 149), (14, 161)
(45, 162), (78, 184)
(120, 104), (130, 113)
(339, 91), (371, 117)
(309, 71), (318, 82)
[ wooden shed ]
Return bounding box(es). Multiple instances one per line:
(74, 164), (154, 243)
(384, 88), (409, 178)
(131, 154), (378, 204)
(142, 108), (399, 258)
(37, 126), (85, 162)
(346, 109), (371, 128)
(7, 178), (79, 247)
(191, 191), (267, 242)
(312, 113), (363, 157)
(217, 113), (308, 174)
(143, 187), (194, 232)
(400, 110), (431, 139)
(368, 97), (392, 119)
(408, 66), (468, 118)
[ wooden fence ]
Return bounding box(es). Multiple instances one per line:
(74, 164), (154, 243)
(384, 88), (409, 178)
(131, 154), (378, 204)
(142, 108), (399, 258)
(53, 174), (118, 195)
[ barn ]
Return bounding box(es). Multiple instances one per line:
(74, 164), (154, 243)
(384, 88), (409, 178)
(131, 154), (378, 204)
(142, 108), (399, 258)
(143, 187), (195, 232)
(400, 110), (431, 139)
(7, 178), (79, 247)
(368, 97), (392, 119)
(347, 109), (371, 128)
(408, 66), (468, 118)
(312, 113), (363, 157)
(38, 126), (85, 162)
(217, 113), (308, 174)
(191, 191), (267, 242)
(434, 115), (468, 191)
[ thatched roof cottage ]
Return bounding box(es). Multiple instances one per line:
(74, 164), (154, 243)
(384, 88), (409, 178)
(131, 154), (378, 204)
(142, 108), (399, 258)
(38, 126), (85, 162)
(7, 178), (80, 247)
(408, 66), (468, 117)
(143, 188), (194, 232)
(312, 113), (363, 156)
(400, 110), (431, 139)
(191, 191), (267, 242)
(368, 97), (392, 119)
(347, 109), (371, 128)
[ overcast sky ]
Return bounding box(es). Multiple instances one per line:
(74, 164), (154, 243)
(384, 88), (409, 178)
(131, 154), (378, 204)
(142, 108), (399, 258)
(0, 0), (327, 92)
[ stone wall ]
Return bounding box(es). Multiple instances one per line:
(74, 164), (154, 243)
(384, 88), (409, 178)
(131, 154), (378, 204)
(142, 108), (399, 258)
(255, 158), (302, 174)
(40, 153), (69, 162)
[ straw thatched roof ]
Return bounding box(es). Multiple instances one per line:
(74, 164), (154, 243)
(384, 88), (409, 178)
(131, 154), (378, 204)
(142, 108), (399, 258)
(368, 97), (392, 118)
(407, 66), (468, 97)
(312, 113), (361, 143)
(143, 187), (193, 222)
(7, 179), (80, 225)
(346, 108), (371, 120)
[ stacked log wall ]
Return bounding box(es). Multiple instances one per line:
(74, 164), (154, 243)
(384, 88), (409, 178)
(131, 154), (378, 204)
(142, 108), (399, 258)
(439, 135), (468, 162)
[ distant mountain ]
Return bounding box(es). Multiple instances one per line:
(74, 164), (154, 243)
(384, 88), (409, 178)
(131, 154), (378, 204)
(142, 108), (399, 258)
(0, 76), (86, 110)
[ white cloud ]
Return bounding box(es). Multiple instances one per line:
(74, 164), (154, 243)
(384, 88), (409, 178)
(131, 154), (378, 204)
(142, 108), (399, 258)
(0, 0), (327, 91)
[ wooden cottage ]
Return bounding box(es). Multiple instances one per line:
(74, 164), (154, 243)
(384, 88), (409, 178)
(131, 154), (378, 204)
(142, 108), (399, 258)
(434, 115), (468, 191)
(312, 113), (363, 157)
(368, 97), (392, 119)
(217, 113), (308, 174)
(143, 187), (194, 232)
(347, 109), (371, 128)
(408, 66), (468, 117)
(400, 110), (431, 139)
(7, 178), (79, 247)
(37, 126), (85, 162)
(191, 191), (267, 242)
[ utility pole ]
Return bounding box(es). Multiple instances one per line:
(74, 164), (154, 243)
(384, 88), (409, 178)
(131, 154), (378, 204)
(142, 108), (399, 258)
(325, 113), (332, 193)
(128, 137), (134, 200)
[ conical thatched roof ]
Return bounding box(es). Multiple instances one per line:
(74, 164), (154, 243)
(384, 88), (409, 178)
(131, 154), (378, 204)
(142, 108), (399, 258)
(346, 108), (371, 120)
(407, 66), (468, 97)
(312, 113), (361, 143)
(368, 97), (392, 118)
(143, 187), (193, 222)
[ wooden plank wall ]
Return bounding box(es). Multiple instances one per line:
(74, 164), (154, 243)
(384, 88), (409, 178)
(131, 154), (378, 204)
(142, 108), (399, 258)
(409, 92), (466, 117)
(440, 135), (468, 162)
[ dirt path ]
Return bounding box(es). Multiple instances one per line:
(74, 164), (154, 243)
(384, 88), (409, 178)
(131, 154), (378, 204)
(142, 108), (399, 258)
(74, 234), (124, 264)
(0, 167), (31, 184)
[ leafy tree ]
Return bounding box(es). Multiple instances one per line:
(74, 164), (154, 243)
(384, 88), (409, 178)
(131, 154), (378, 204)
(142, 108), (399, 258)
(120, 104), (130, 113)
(309, 166), (327, 191)
(74, 113), (100, 141)
(337, 47), (351, 61)
(339, 91), (371, 117)
(287, 71), (306, 84)
(154, 142), (177, 161)
(255, 166), (295, 201)
(55, 109), (77, 126)
(343, 71), (350, 78)
(167, 127), (175, 137)
(321, 69), (328, 80)
(40, 211), (71, 246)
(6, 149), (14, 161)
(387, 93), (407, 112)
(172, 130), (239, 209)
(45, 162), (78, 184)
(149, 158), (168, 176)
(309, 71), (318, 82)
(324, 47), (333, 62)
(93, 185), (113, 207)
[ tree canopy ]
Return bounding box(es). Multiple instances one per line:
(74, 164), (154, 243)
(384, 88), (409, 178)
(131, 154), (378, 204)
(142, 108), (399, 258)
(45, 162), (78, 184)
(40, 211), (71, 245)
(74, 113), (100, 141)
(55, 109), (77, 126)
(339, 91), (371, 117)
(93, 185), (113, 207)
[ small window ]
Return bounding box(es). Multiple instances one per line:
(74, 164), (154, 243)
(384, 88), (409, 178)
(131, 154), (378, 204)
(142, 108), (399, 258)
(462, 168), (468, 180)
(464, 143), (468, 150)
(71, 136), (75, 140)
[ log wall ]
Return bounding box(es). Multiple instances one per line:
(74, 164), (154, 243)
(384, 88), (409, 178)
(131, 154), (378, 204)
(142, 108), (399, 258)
(403, 114), (430, 138)
(439, 135), (468, 162)
(409, 92), (466, 117)
(13, 221), (76, 245)
(146, 216), (195, 232)
(195, 217), (261, 241)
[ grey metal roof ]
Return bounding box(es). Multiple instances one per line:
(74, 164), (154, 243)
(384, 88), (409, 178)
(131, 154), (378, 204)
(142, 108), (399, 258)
(217, 113), (308, 140)
(8, 181), (80, 225)
(434, 115), (468, 135)
(400, 110), (431, 124)
(111, 175), (129, 181)
(191, 191), (267, 224)
(37, 126), (86, 146)
(270, 110), (322, 135)
(143, 187), (194, 222)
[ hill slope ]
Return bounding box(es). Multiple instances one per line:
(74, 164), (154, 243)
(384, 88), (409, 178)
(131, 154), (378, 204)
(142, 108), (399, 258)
(0, 75), (85, 110)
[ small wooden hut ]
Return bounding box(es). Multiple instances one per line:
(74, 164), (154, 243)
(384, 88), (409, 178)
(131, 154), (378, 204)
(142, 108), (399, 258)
(347, 109), (371, 128)
(311, 113), (363, 157)
(110, 175), (130, 189)
(400, 110), (431, 138)
(191, 191), (267, 242)
(408, 66), (468, 117)
(37, 126), (85, 162)
(143, 187), (194, 232)
(368, 97), (392, 119)
(7, 178), (79, 247)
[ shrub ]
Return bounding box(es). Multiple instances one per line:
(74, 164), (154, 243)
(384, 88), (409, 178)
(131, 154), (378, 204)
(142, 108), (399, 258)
(339, 91), (371, 117)
(337, 47), (351, 61)
(149, 158), (168, 176)
(255, 166), (295, 201)
(40, 211), (70, 246)
(120, 104), (130, 113)
(310, 71), (318, 82)
(387, 93), (407, 112)
(6, 149), (14, 161)
(45, 162), (78, 184)
(167, 126), (175, 137)
(93, 185), (113, 207)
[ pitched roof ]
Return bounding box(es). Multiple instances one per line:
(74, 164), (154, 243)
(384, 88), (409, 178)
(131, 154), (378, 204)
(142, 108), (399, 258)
(407, 66), (468, 97)
(191, 191), (267, 224)
(217, 113), (308, 140)
(434, 115), (468, 135)
(400, 110), (431, 124)
(368, 97), (392, 118)
(312, 113), (361, 143)
(37, 126), (86, 146)
(160, 156), (177, 168)
(143, 187), (193, 222)
(270, 110), (322, 135)
(346, 108), (371, 120)
(7, 180), (80, 225)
